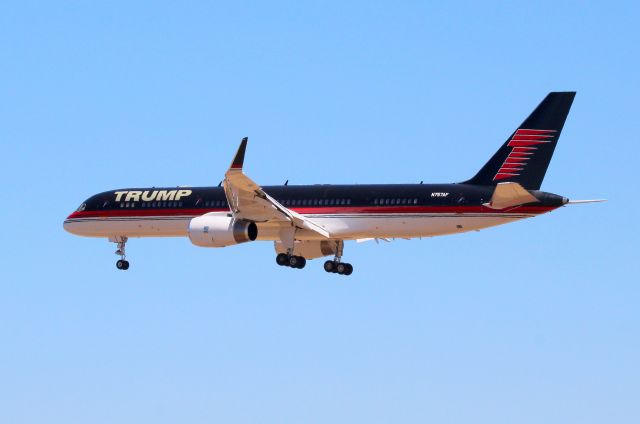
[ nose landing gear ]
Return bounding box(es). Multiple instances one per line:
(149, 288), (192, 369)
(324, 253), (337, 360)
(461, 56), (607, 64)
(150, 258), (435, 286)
(111, 236), (130, 270)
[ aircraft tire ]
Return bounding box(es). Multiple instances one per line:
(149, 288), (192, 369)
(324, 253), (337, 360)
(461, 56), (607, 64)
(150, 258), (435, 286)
(324, 260), (335, 273)
(289, 255), (303, 268)
(276, 253), (289, 266)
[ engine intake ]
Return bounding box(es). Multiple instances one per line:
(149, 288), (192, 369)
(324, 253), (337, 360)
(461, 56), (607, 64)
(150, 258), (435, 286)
(188, 213), (257, 247)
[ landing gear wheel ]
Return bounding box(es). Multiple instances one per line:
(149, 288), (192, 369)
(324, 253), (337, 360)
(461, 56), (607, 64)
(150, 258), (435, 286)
(324, 260), (336, 273)
(289, 255), (306, 269)
(276, 253), (289, 266)
(323, 241), (352, 276)
(116, 259), (129, 270)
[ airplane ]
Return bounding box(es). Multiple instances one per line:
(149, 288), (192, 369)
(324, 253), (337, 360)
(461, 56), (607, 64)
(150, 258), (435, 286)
(64, 92), (603, 275)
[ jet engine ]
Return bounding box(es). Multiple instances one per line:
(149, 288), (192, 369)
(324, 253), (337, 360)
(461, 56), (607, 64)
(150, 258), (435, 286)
(188, 213), (258, 247)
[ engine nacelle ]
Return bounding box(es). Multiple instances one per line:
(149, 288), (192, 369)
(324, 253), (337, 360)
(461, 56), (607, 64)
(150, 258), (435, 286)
(188, 213), (258, 247)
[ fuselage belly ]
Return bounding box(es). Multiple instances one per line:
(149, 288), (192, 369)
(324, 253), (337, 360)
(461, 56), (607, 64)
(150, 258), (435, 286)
(64, 210), (540, 240)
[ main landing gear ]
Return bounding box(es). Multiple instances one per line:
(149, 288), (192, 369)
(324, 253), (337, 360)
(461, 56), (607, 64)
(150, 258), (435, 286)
(276, 252), (306, 269)
(112, 236), (130, 270)
(324, 240), (353, 276)
(274, 240), (353, 276)
(323, 260), (353, 276)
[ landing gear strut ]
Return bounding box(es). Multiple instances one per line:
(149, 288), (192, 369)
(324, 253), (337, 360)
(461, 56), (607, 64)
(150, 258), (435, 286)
(112, 236), (130, 270)
(324, 240), (353, 276)
(276, 252), (306, 269)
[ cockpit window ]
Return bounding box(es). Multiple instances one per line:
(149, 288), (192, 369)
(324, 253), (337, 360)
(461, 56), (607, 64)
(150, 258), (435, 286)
(76, 203), (86, 212)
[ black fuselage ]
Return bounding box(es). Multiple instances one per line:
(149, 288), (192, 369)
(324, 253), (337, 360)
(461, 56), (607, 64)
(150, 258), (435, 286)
(77, 183), (565, 215)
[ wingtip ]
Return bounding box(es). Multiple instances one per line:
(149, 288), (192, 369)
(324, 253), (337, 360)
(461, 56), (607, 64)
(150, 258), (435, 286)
(230, 137), (248, 170)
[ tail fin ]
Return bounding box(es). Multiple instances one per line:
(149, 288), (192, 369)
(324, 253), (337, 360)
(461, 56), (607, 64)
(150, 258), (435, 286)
(462, 92), (576, 190)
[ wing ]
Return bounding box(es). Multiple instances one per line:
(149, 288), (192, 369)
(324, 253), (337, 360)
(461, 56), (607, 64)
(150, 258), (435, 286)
(223, 138), (331, 238)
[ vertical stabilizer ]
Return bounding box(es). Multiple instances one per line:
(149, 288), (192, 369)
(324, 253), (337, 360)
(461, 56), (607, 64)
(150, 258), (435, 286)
(462, 92), (575, 190)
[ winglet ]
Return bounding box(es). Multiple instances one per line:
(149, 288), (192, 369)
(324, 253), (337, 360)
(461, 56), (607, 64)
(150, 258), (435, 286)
(230, 137), (248, 170)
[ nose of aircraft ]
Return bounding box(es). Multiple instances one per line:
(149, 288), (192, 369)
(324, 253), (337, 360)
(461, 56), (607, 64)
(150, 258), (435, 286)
(64, 201), (88, 235)
(63, 215), (76, 235)
(63, 210), (85, 235)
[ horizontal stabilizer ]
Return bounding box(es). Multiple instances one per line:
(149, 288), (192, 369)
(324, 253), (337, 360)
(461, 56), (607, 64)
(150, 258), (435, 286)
(484, 182), (540, 209)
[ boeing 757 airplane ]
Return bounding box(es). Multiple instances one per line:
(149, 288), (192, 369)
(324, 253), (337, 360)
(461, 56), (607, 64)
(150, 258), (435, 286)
(64, 92), (602, 275)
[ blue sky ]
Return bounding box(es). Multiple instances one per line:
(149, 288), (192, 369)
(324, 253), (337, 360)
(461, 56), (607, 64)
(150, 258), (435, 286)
(1, 1), (638, 423)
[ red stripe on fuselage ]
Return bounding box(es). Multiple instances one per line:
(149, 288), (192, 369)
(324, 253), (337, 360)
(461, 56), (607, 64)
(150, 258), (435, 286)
(68, 205), (558, 220)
